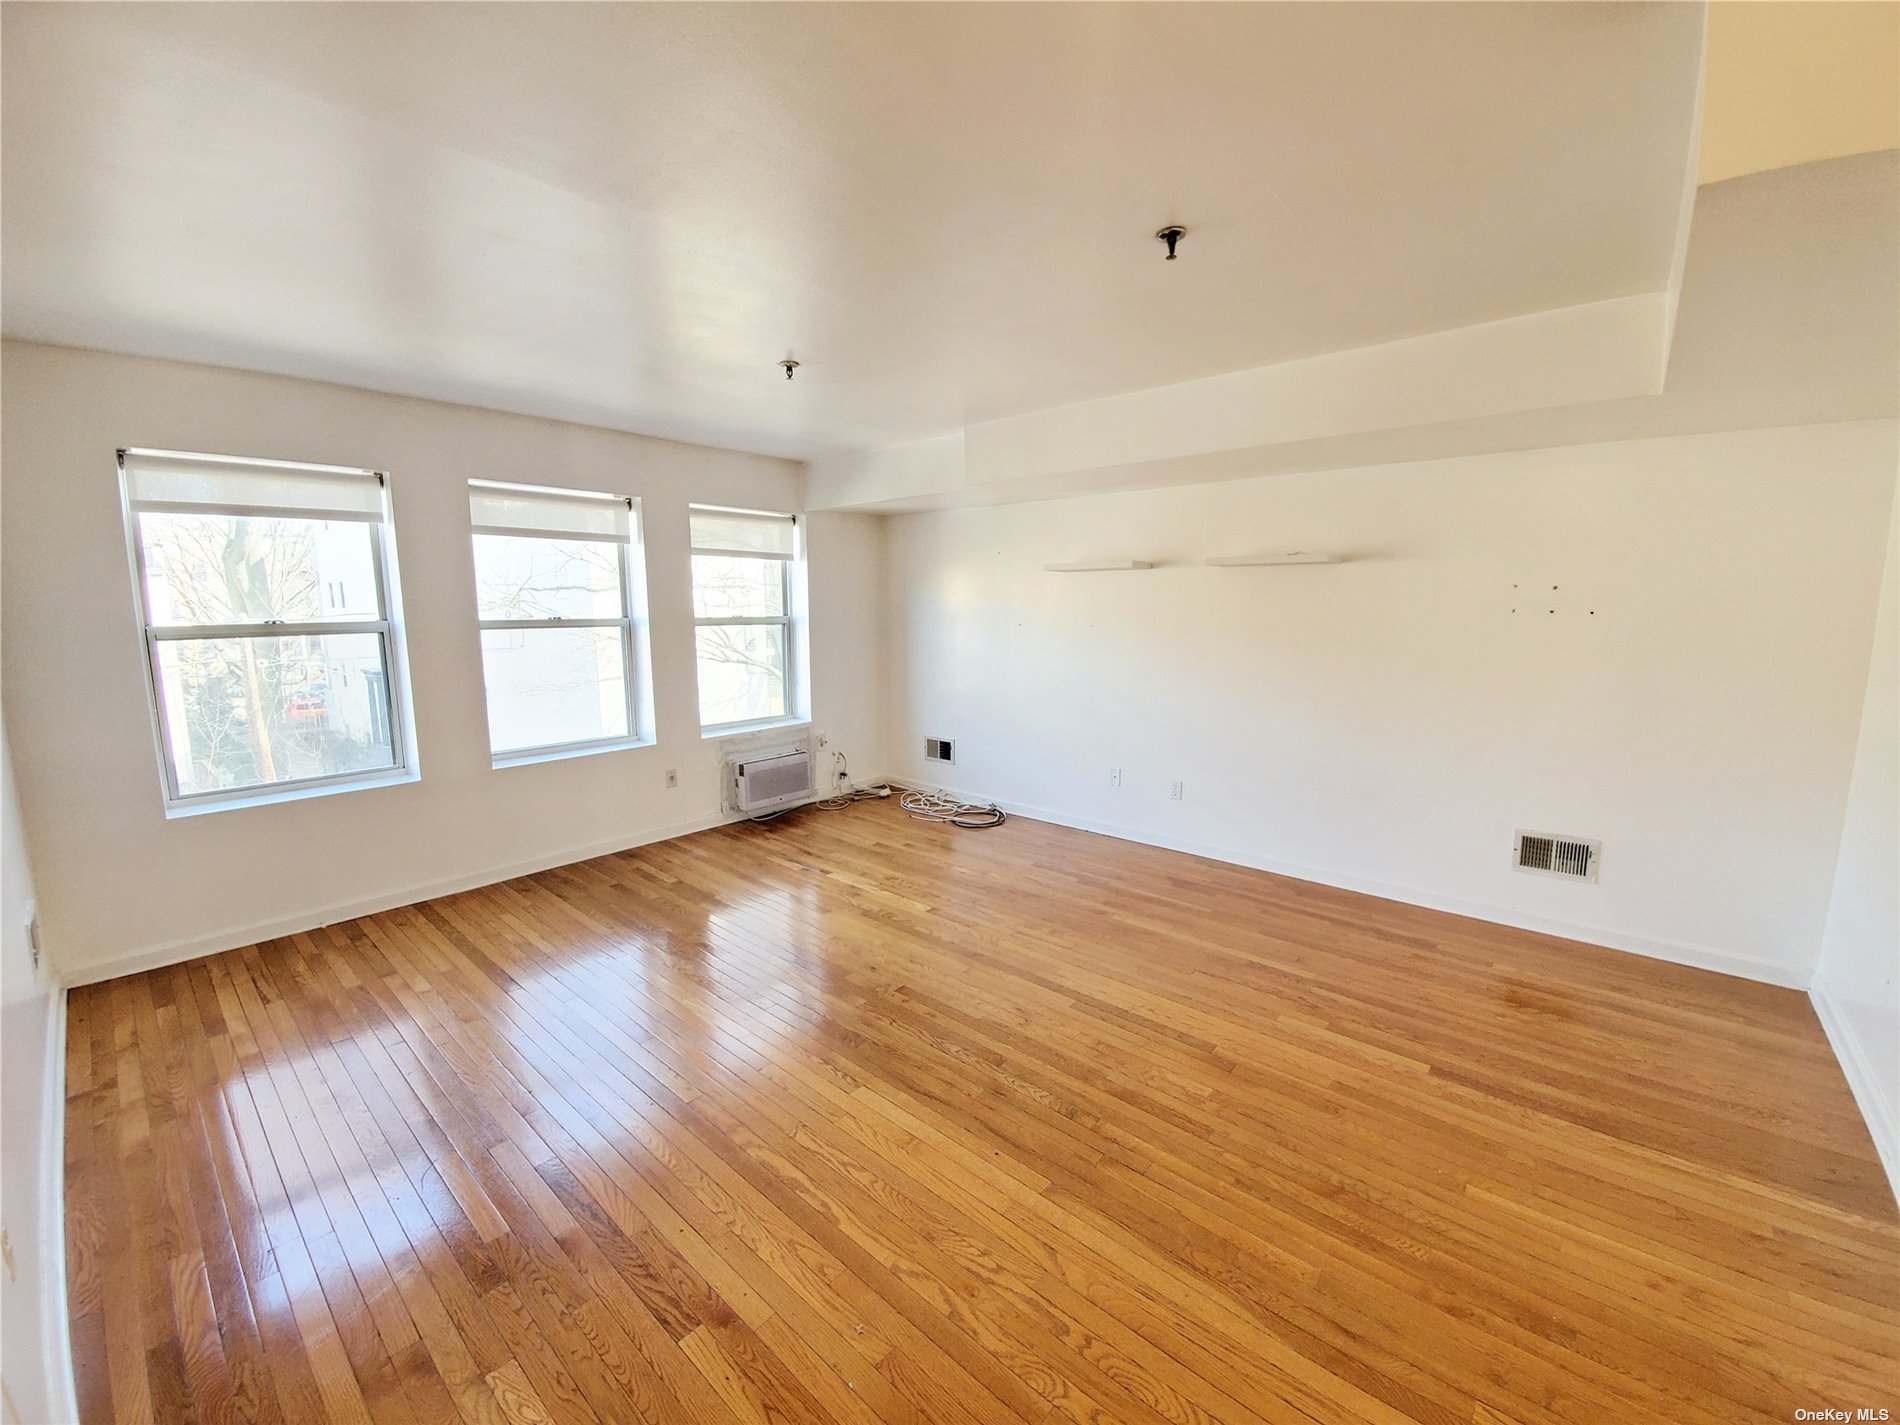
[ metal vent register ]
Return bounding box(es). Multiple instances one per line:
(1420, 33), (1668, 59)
(1514, 830), (1600, 882)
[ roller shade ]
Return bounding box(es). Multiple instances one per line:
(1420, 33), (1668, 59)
(469, 481), (632, 541)
(690, 507), (796, 558)
(122, 448), (385, 518)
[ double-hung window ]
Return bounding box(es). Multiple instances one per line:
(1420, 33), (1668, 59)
(689, 505), (800, 731)
(470, 480), (647, 761)
(120, 447), (411, 811)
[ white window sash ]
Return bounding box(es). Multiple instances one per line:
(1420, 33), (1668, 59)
(120, 450), (409, 807)
(692, 550), (795, 728)
(149, 619), (391, 640)
(470, 498), (643, 754)
(481, 608), (642, 758)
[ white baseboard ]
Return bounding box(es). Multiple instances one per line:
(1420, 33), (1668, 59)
(890, 775), (1809, 989)
(64, 808), (750, 987)
(42, 982), (78, 1424)
(1810, 970), (1900, 1207)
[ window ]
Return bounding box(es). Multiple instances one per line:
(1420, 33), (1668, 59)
(470, 480), (647, 760)
(689, 505), (799, 731)
(120, 447), (411, 810)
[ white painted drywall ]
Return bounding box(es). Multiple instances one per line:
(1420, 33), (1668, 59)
(811, 153), (1900, 515)
(1813, 486), (1899, 1194)
(0, 712), (75, 1424)
(883, 421), (1898, 986)
(0, 341), (885, 984)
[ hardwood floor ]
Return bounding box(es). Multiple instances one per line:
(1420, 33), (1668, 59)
(64, 798), (1898, 1425)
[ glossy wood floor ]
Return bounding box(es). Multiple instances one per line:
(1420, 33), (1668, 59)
(65, 799), (1899, 1425)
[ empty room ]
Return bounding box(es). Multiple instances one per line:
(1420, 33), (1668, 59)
(1, 2), (1896, 1422)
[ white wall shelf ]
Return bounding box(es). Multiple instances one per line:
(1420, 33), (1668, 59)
(1203, 552), (1341, 566)
(1044, 560), (1156, 572)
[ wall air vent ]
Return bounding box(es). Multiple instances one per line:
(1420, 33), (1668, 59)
(1514, 830), (1600, 882)
(925, 737), (955, 764)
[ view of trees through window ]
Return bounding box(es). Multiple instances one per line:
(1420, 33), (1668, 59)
(472, 532), (633, 753)
(137, 512), (397, 796)
(691, 552), (789, 726)
(127, 482), (798, 796)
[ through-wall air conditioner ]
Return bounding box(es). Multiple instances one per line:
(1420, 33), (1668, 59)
(732, 749), (814, 813)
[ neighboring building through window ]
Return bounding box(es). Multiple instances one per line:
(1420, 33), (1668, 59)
(689, 505), (799, 730)
(470, 480), (647, 760)
(119, 447), (411, 810)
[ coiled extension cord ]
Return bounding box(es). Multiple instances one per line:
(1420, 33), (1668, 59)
(899, 789), (1008, 829)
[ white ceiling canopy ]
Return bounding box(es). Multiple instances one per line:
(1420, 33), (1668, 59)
(2, 2), (1704, 461)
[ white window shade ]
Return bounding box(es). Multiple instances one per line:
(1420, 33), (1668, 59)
(470, 482), (632, 541)
(122, 448), (385, 518)
(690, 507), (796, 558)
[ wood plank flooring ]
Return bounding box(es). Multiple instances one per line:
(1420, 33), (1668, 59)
(64, 798), (1898, 1425)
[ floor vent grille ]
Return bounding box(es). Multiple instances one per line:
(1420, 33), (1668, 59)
(1514, 830), (1600, 882)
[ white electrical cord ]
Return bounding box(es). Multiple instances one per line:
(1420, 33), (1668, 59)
(900, 789), (1007, 829)
(785, 751), (1004, 829)
(817, 785), (893, 809)
(817, 750), (894, 810)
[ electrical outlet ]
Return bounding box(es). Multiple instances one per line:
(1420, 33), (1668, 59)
(1109, 768), (1122, 787)
(1170, 781), (1184, 801)
(664, 769), (678, 789)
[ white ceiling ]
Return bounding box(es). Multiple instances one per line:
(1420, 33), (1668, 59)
(1, 2), (1703, 461)
(818, 153), (1900, 511)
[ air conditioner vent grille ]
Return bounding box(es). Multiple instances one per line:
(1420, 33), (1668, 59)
(1514, 830), (1600, 882)
(733, 749), (813, 813)
(925, 737), (955, 764)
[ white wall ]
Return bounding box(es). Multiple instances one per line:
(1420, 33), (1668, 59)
(885, 421), (1898, 986)
(0, 341), (885, 984)
(0, 714), (74, 1424)
(1813, 487), (1899, 1193)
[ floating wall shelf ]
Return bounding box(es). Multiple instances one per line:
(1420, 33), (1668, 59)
(1043, 560), (1156, 572)
(1203, 552), (1341, 566)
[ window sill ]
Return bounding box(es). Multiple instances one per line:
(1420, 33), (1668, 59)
(700, 717), (809, 743)
(492, 736), (655, 770)
(163, 766), (420, 819)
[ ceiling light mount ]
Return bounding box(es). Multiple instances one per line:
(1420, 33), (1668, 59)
(1155, 225), (1186, 260)
(780, 358), (800, 380)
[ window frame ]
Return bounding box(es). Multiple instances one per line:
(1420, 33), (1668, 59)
(118, 447), (416, 815)
(469, 481), (646, 764)
(688, 505), (801, 735)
